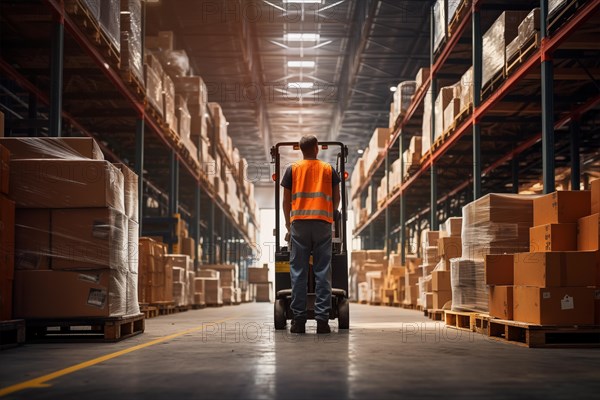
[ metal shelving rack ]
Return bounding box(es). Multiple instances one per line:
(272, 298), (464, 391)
(352, 0), (600, 263)
(0, 0), (259, 273)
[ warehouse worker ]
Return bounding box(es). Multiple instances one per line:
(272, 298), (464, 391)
(281, 135), (341, 334)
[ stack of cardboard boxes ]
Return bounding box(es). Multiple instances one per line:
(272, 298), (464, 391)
(452, 193), (534, 313)
(248, 266), (270, 302)
(0, 144), (14, 321)
(380, 252), (405, 305)
(403, 255), (422, 306)
(138, 237), (173, 305)
(4, 137), (139, 318)
(487, 184), (600, 325)
(196, 268), (223, 306)
(430, 217), (462, 310)
(202, 264), (240, 305)
(164, 254), (193, 307)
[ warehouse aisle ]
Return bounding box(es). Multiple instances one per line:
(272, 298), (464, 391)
(1, 303), (600, 399)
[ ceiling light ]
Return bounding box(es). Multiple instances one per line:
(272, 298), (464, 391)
(283, 0), (322, 3)
(357, 149), (364, 154)
(287, 82), (314, 89)
(287, 61), (316, 68)
(389, 86), (397, 92)
(285, 33), (320, 42)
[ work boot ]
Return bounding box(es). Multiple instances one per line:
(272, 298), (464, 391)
(290, 319), (306, 334)
(316, 320), (331, 334)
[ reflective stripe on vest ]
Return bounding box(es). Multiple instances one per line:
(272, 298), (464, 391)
(290, 160), (334, 224)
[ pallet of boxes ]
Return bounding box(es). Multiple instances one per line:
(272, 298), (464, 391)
(248, 265), (271, 303)
(0, 142), (25, 349)
(195, 264), (240, 307)
(483, 182), (600, 347)
(427, 217), (462, 320)
(4, 137), (143, 342)
(402, 255), (422, 309)
(446, 193), (535, 332)
(353, 250), (387, 305)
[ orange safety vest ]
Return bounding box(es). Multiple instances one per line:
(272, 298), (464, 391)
(290, 160), (334, 224)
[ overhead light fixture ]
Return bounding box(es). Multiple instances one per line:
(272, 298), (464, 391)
(389, 86), (397, 92)
(287, 82), (314, 89)
(287, 60), (316, 68)
(283, 0), (322, 3)
(285, 33), (320, 42)
(357, 149), (364, 154)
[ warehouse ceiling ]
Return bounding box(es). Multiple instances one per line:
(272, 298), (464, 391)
(146, 0), (434, 181)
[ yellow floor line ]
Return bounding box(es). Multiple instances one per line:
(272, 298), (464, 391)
(0, 316), (238, 398)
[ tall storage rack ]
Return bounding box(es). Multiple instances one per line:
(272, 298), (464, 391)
(0, 0), (259, 277)
(353, 0), (600, 263)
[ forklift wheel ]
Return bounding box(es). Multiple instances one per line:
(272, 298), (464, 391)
(274, 299), (287, 330)
(338, 297), (350, 329)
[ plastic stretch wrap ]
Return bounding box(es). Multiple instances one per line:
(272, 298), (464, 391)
(447, 0), (461, 24)
(450, 258), (487, 312)
(120, 0), (144, 84)
(482, 11), (529, 87)
(144, 62), (164, 116)
(126, 270), (140, 315)
(549, 0), (567, 15)
(518, 8), (540, 45)
(175, 95), (191, 140)
(99, 0), (121, 53)
(157, 50), (190, 78)
(174, 76), (208, 109)
(433, 0), (446, 53)
(393, 81), (416, 117)
(163, 74), (176, 131)
(81, 0), (100, 19)
(418, 275), (433, 308)
(208, 103), (228, 148)
(461, 193), (535, 260)
(459, 67), (473, 110)
(421, 89), (432, 156)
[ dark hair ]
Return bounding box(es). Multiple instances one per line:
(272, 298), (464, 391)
(299, 135), (318, 156)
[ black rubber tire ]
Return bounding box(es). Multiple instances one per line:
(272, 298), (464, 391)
(338, 297), (350, 329)
(274, 299), (287, 330)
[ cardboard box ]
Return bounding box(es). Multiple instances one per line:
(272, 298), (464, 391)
(248, 267), (269, 283)
(513, 286), (594, 325)
(13, 269), (127, 318)
(128, 219), (139, 274)
(51, 208), (128, 270)
(530, 223), (577, 252)
(577, 213), (599, 251)
(433, 290), (452, 309)
(125, 271), (139, 316)
(438, 237), (462, 259)
(441, 217), (462, 238)
(164, 254), (190, 274)
(513, 251), (596, 287)
(255, 282), (271, 302)
(484, 254), (514, 285)
(591, 179), (600, 214)
(15, 209), (50, 270)
(9, 160), (124, 212)
(114, 163), (139, 223)
(431, 270), (451, 291)
(173, 76), (208, 106)
(488, 286), (513, 320)
(0, 144), (9, 194)
(172, 266), (186, 283)
(203, 277), (223, 305)
(533, 191), (591, 226)
(0, 137), (104, 160)
(181, 237), (195, 260)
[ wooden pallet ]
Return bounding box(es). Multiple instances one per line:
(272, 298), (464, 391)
(176, 305), (191, 313)
(145, 102), (166, 128)
(427, 309), (445, 321)
(192, 303), (207, 310)
(120, 69), (146, 101)
(487, 318), (600, 348)
(140, 305), (159, 319)
(358, 300), (368, 305)
(206, 303), (224, 308)
(444, 310), (476, 332)
(0, 319), (26, 350)
(151, 302), (176, 316)
(368, 301), (382, 306)
(26, 314), (145, 342)
(448, 0), (471, 38)
(481, 68), (507, 101)
(506, 33), (540, 77)
(473, 313), (490, 335)
(401, 303), (417, 310)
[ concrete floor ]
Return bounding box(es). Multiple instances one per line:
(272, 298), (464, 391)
(0, 303), (599, 399)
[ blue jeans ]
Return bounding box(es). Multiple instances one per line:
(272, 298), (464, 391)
(289, 220), (332, 322)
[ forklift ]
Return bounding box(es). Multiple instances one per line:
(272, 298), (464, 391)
(271, 141), (350, 330)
